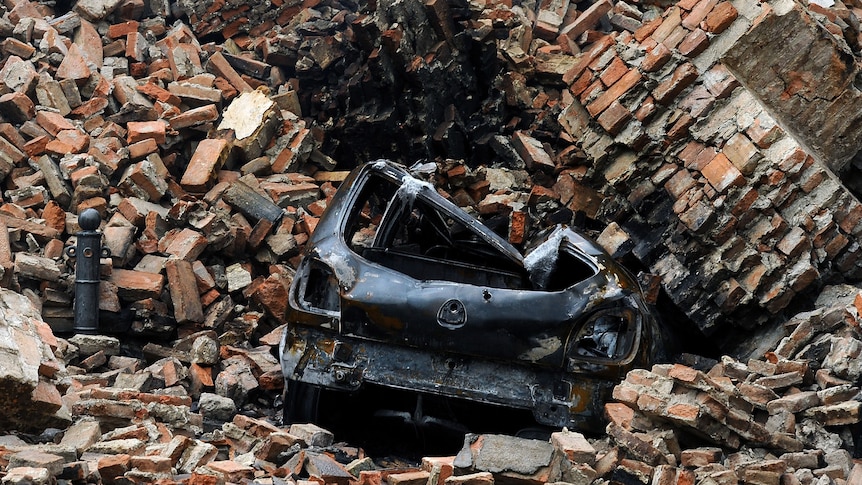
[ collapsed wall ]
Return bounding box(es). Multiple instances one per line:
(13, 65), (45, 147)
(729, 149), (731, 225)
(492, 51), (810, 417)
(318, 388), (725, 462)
(723, 0), (862, 178)
(2, 0), (862, 350)
(539, 0), (862, 340)
(164, 0), (862, 342)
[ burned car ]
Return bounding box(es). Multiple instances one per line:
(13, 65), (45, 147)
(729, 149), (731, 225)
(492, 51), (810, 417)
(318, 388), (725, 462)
(280, 160), (663, 430)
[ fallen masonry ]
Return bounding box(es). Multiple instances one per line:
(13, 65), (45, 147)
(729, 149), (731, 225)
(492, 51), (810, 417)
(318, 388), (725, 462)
(0, 281), (861, 484)
(0, 0), (856, 347)
(0, 0), (860, 481)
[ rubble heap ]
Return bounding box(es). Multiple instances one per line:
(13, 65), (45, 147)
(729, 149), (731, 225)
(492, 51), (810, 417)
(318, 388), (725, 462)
(1, 284), (860, 485)
(0, 0), (860, 351)
(0, 0), (860, 481)
(601, 284), (862, 484)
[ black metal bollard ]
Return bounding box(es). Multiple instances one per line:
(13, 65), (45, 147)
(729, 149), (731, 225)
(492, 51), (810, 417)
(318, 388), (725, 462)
(65, 209), (111, 334)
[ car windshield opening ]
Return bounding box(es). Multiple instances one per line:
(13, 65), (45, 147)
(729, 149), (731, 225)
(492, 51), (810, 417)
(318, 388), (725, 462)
(345, 174), (530, 288)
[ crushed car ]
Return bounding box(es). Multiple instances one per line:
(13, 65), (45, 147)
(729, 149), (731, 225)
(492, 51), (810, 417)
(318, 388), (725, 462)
(280, 160), (665, 431)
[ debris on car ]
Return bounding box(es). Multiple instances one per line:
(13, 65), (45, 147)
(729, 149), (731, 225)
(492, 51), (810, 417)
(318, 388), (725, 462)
(280, 160), (665, 430)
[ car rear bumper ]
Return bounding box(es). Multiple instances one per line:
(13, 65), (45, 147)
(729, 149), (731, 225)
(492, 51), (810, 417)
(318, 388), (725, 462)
(280, 324), (617, 430)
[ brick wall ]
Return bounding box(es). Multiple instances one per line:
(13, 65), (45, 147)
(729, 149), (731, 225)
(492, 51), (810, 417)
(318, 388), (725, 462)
(557, 0), (862, 338)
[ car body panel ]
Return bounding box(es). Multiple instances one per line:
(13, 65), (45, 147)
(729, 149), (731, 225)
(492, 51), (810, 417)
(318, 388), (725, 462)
(281, 160), (661, 429)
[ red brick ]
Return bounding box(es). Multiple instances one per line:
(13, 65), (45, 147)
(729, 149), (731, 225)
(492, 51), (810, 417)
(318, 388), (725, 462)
(555, 177), (596, 216)
(56, 44), (92, 83)
(70, 97), (109, 118)
(702, 153), (744, 193)
(388, 471), (430, 485)
(562, 35), (615, 85)
(207, 51), (253, 94)
(190, 362), (215, 389)
(168, 78), (222, 104)
(123, 160), (169, 201)
(206, 460), (255, 482)
(163, 228), (208, 261)
(569, 70), (594, 96)
(634, 95), (657, 122)
(604, 402), (634, 429)
(508, 210), (528, 245)
(69, 166), (100, 189)
(74, 18), (104, 70)
(634, 17), (662, 42)
(777, 147), (808, 175)
(31, 381), (63, 413)
(652, 6), (682, 43)
(641, 43), (671, 73)
(130, 456), (171, 474)
(678, 28), (710, 57)
(189, 473), (220, 485)
(125, 31), (146, 61)
(0, 136), (27, 166)
(677, 141), (705, 167)
(44, 140), (74, 157)
(587, 68), (642, 116)
(776, 227), (809, 257)
(653, 63), (699, 105)
(599, 56), (628, 87)
(682, 0), (720, 30)
(512, 131), (555, 171)
(677, 84), (715, 118)
(109, 268), (165, 300)
(2, 38), (36, 58)
(679, 0), (700, 9)
(662, 25), (688, 50)
(664, 168), (697, 199)
(107, 20), (140, 39)
(35, 111), (75, 136)
(651, 163), (679, 186)
(78, 197), (108, 216)
(422, 457), (454, 485)
(0, 92), (35, 123)
(0, 124), (25, 149)
(702, 2), (738, 33)
(679, 199), (715, 233)
(723, 133), (760, 175)
(55, 129), (90, 153)
(127, 121), (166, 145)
(169, 104), (219, 130)
(558, 0), (613, 43)
(667, 113), (694, 142)
(98, 454), (131, 484)
(126, 138), (158, 161)
(597, 100), (632, 135)
(703, 64), (739, 99)
(746, 117), (782, 149)
(299, 213), (319, 235)
(580, 79), (605, 105)
(181, 138), (230, 192)
(137, 82), (181, 105)
(665, 403), (700, 425)
(22, 136), (48, 158)
(165, 258), (204, 324)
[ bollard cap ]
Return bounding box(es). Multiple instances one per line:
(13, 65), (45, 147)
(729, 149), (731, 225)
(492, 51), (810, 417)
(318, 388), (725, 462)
(78, 208), (101, 231)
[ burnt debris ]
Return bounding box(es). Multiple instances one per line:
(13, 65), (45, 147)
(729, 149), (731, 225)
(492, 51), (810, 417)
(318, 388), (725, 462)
(281, 160), (663, 431)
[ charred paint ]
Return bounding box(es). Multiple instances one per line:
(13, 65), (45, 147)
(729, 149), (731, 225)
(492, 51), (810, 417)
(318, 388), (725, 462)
(281, 161), (664, 430)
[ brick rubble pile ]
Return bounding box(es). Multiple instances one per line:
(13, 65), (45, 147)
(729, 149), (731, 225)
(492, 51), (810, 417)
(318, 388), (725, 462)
(0, 0), (861, 482)
(2, 285), (860, 485)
